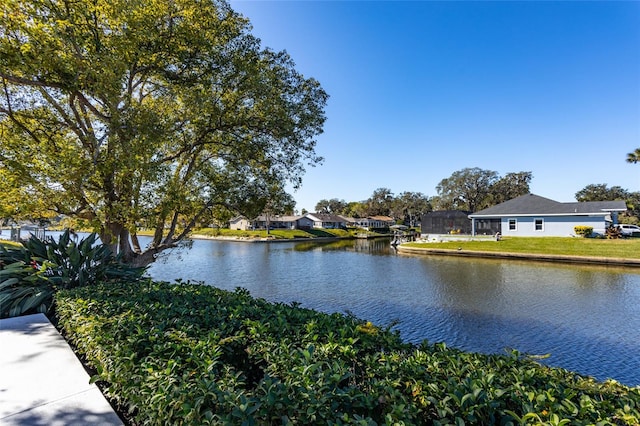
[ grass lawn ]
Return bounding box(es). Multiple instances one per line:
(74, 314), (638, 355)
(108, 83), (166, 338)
(193, 228), (312, 239)
(404, 237), (640, 260)
(193, 227), (359, 239)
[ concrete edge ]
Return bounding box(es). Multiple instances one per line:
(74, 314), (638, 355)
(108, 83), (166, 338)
(396, 245), (640, 267)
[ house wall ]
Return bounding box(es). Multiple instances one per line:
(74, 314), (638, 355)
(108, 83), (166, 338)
(315, 221), (344, 229)
(500, 215), (606, 237)
(230, 218), (251, 230)
(297, 217), (314, 229)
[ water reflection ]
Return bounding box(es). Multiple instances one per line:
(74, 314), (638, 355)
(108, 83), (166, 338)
(293, 237), (393, 254)
(146, 238), (640, 386)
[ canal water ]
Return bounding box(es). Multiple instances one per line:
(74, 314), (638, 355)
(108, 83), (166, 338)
(147, 237), (640, 387)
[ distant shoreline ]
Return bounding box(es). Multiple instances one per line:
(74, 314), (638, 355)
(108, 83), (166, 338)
(189, 234), (350, 243)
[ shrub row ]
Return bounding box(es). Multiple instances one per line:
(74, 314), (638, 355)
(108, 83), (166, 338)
(55, 280), (640, 425)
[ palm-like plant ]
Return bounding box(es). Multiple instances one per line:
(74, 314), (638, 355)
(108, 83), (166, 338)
(626, 148), (640, 164)
(0, 230), (146, 318)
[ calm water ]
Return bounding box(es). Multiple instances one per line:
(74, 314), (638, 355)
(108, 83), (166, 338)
(146, 238), (640, 386)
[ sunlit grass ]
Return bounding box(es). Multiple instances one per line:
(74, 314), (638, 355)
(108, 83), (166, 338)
(194, 228), (312, 239)
(195, 227), (359, 239)
(404, 237), (640, 259)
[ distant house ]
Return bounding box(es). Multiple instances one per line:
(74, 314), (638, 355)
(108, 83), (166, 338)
(304, 213), (347, 229)
(368, 215), (395, 228)
(229, 216), (251, 231)
(468, 194), (627, 237)
(338, 215), (357, 227)
(296, 215), (314, 229)
(268, 215), (302, 230)
(421, 210), (471, 235)
(229, 215), (302, 230)
(352, 215), (395, 230)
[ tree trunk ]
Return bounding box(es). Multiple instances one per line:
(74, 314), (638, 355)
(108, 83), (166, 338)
(101, 222), (123, 258)
(128, 250), (157, 268)
(100, 222), (160, 267)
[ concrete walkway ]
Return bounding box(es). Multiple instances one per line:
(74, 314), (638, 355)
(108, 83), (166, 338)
(0, 313), (123, 426)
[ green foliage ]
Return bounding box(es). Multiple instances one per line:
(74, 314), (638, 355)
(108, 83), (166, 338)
(56, 280), (640, 425)
(0, 230), (145, 318)
(574, 183), (640, 224)
(573, 226), (593, 237)
(575, 184), (629, 202)
(434, 168), (532, 212)
(626, 148), (640, 164)
(315, 198), (348, 215)
(0, 0), (327, 265)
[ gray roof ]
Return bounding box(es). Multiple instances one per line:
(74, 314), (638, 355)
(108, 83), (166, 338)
(469, 194), (627, 217)
(307, 213), (347, 222)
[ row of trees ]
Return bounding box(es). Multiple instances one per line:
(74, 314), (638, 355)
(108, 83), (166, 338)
(314, 189), (432, 226)
(313, 168), (533, 225)
(313, 167), (640, 226)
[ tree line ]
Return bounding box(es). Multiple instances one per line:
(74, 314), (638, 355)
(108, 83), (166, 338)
(313, 167), (640, 226)
(313, 168), (533, 225)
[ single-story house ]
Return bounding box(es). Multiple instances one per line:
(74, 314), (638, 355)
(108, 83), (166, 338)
(468, 194), (627, 237)
(338, 215), (357, 227)
(229, 215), (302, 231)
(352, 215), (395, 230)
(229, 216), (251, 230)
(296, 215), (315, 229)
(421, 210), (471, 235)
(304, 213), (347, 229)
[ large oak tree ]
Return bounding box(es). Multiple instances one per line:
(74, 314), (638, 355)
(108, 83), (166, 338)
(575, 184), (629, 202)
(434, 168), (532, 212)
(0, 0), (327, 265)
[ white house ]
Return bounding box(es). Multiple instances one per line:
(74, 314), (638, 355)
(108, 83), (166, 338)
(352, 215), (395, 230)
(468, 194), (627, 237)
(229, 215), (303, 230)
(304, 213), (347, 229)
(229, 216), (251, 231)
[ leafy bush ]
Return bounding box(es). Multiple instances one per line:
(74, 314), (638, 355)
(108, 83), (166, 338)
(0, 230), (145, 318)
(573, 226), (593, 237)
(56, 280), (640, 425)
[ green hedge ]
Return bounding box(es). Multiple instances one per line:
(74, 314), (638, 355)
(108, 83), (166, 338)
(55, 280), (640, 425)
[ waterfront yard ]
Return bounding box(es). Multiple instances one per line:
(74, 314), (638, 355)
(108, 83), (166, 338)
(404, 236), (640, 260)
(193, 227), (374, 239)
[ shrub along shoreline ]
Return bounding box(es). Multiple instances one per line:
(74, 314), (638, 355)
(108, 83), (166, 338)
(56, 280), (640, 425)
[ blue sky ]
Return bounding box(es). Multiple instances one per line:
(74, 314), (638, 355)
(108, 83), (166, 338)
(230, 0), (640, 212)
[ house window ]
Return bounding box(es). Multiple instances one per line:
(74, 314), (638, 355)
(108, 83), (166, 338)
(535, 218), (544, 231)
(508, 219), (517, 231)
